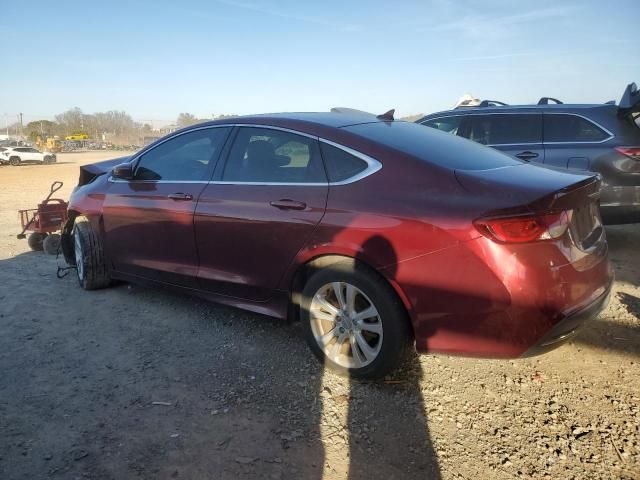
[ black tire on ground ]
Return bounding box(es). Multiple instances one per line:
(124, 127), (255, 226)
(43, 156), (53, 164)
(300, 260), (413, 380)
(73, 217), (110, 290)
(27, 232), (47, 251)
(9, 156), (21, 166)
(43, 233), (61, 255)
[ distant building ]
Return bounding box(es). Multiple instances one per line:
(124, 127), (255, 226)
(157, 124), (179, 135)
(142, 136), (161, 146)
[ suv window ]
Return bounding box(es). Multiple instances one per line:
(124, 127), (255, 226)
(135, 127), (230, 181)
(464, 114), (542, 145)
(422, 116), (462, 135)
(320, 142), (368, 182)
(544, 114), (609, 142)
(222, 127), (326, 183)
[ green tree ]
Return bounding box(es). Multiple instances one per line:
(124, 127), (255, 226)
(26, 120), (60, 141)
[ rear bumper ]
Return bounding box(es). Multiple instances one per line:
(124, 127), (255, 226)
(520, 280), (612, 357)
(395, 236), (613, 358)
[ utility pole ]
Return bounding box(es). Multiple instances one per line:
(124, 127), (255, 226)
(19, 112), (23, 138)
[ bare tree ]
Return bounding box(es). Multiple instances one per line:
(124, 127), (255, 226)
(177, 112), (204, 127)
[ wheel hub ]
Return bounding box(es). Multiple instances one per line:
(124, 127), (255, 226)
(309, 282), (383, 369)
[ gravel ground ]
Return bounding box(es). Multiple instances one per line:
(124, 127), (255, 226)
(0, 152), (638, 479)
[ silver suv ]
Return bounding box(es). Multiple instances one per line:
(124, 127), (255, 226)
(417, 83), (640, 224)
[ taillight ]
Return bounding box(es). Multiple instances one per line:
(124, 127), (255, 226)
(474, 210), (573, 244)
(615, 147), (640, 160)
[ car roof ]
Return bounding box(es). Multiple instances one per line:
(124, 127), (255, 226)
(420, 103), (617, 119)
(199, 111), (389, 129)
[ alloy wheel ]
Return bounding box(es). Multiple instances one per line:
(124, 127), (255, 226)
(309, 282), (383, 369)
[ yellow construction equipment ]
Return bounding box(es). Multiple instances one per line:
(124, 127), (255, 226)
(36, 136), (63, 153)
(65, 132), (90, 140)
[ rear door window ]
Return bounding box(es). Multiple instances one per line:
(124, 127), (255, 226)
(544, 114), (610, 142)
(421, 116), (463, 135)
(222, 127), (326, 183)
(463, 114), (542, 145)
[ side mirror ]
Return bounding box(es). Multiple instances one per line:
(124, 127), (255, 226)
(112, 163), (134, 180)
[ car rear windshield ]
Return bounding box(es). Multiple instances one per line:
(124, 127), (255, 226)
(343, 121), (522, 170)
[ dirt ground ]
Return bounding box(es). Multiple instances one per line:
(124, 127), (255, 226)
(0, 152), (638, 480)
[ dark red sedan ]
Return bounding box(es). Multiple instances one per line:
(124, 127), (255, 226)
(62, 111), (613, 379)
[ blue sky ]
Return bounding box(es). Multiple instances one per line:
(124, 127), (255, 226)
(1, 0), (638, 125)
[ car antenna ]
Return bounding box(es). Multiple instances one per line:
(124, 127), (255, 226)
(376, 109), (395, 121)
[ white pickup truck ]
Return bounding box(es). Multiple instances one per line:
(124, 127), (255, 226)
(0, 146), (57, 166)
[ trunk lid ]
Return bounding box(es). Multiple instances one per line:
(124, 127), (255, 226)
(619, 82), (640, 132)
(619, 82), (640, 115)
(456, 163), (603, 250)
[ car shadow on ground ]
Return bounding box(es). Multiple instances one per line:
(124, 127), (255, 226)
(0, 250), (441, 479)
(2, 224), (637, 478)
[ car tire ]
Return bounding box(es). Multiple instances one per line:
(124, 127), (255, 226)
(9, 156), (21, 166)
(300, 260), (413, 380)
(43, 233), (61, 255)
(27, 232), (47, 251)
(73, 217), (110, 290)
(43, 156), (53, 164)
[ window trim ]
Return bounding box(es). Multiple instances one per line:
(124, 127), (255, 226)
(421, 112), (614, 146)
(110, 123), (382, 186)
(211, 124), (382, 187)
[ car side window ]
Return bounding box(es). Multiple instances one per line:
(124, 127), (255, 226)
(134, 127), (230, 181)
(320, 142), (368, 182)
(222, 127), (326, 183)
(544, 114), (609, 142)
(463, 114), (542, 145)
(421, 116), (462, 135)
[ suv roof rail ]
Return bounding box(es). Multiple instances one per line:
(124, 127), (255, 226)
(537, 97), (563, 105)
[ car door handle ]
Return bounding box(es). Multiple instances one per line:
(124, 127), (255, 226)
(168, 193), (193, 201)
(515, 151), (539, 161)
(269, 199), (307, 210)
